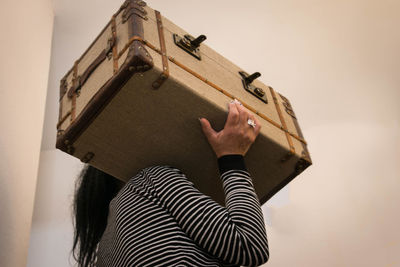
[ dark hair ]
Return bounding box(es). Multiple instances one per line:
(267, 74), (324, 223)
(72, 164), (124, 267)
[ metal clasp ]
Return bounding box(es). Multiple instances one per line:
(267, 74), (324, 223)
(173, 33), (206, 60)
(239, 71), (268, 104)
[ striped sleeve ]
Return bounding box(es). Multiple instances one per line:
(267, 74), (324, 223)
(146, 159), (269, 266)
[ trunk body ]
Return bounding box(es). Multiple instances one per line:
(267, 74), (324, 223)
(56, 0), (312, 206)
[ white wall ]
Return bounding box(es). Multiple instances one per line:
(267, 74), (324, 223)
(27, 1), (122, 264)
(28, 0), (400, 266)
(0, 0), (54, 266)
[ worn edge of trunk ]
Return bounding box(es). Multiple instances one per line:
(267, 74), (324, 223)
(259, 93), (312, 205)
(278, 92), (312, 165)
(259, 157), (312, 205)
(56, 0), (154, 154)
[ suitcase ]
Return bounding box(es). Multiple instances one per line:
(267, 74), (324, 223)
(56, 0), (312, 206)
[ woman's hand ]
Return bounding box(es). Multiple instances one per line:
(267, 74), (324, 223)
(199, 99), (261, 158)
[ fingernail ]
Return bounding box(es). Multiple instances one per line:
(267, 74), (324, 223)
(233, 99), (242, 105)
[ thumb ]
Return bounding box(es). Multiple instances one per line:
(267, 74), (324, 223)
(199, 118), (217, 142)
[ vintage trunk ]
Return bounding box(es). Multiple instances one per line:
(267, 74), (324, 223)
(56, 0), (312, 206)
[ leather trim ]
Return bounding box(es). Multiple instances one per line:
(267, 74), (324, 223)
(58, 0), (135, 100)
(59, 21), (113, 100)
(70, 61), (78, 123)
(59, 77), (68, 101)
(56, 110), (71, 130)
(58, 78), (67, 126)
(279, 93), (312, 164)
(56, 0), (153, 153)
(111, 15), (119, 74)
(259, 92), (313, 204)
(269, 86), (296, 160)
(122, 4), (148, 23)
(152, 10), (169, 89)
(67, 37), (115, 98)
(124, 0), (153, 70)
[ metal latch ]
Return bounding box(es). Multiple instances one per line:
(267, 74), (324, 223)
(239, 71), (268, 104)
(173, 33), (206, 60)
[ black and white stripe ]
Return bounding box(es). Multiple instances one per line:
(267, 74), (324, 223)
(96, 164), (269, 266)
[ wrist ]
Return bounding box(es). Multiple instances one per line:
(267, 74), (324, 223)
(216, 151), (245, 158)
(217, 154), (248, 174)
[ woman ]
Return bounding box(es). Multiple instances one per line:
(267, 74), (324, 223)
(72, 100), (269, 266)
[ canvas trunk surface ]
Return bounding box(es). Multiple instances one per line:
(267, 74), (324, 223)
(56, 0), (311, 206)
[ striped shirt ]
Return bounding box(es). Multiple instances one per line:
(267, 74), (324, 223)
(96, 155), (269, 266)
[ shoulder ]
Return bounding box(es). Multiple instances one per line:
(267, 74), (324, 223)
(117, 165), (185, 202)
(128, 165), (187, 184)
(141, 165), (184, 176)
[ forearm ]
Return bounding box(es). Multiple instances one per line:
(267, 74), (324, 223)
(151, 159), (269, 266)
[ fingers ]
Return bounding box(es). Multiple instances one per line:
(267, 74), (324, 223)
(236, 103), (261, 139)
(199, 118), (217, 142)
(203, 99), (262, 139)
(225, 101), (240, 127)
(226, 99), (249, 127)
(198, 100), (262, 157)
(237, 104), (248, 127)
(248, 113), (261, 137)
(235, 101), (252, 128)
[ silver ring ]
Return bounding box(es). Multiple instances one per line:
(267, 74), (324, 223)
(247, 119), (256, 128)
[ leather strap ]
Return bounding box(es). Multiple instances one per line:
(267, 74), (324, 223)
(56, 110), (71, 129)
(67, 36), (116, 98)
(152, 10), (169, 89)
(269, 86), (296, 160)
(279, 93), (312, 163)
(70, 61), (78, 124)
(111, 15), (119, 74)
(122, 5), (148, 22)
(118, 36), (144, 58)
